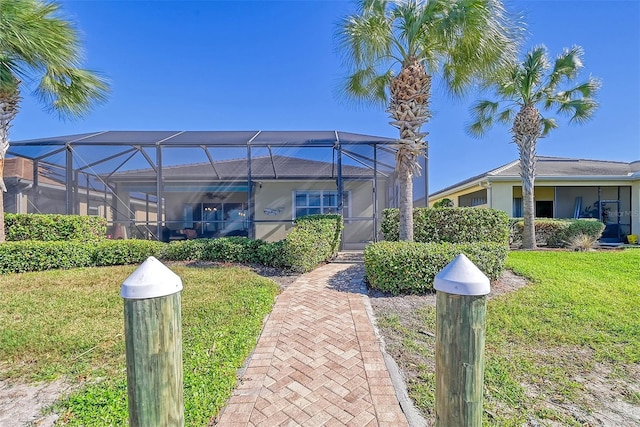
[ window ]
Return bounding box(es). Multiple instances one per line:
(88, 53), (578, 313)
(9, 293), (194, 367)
(294, 190), (349, 218)
(536, 201), (553, 218)
(513, 198), (522, 217)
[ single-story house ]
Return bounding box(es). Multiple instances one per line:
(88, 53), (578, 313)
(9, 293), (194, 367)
(5, 130), (425, 249)
(429, 156), (640, 243)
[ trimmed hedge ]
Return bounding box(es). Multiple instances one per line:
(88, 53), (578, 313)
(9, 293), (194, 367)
(364, 241), (509, 295)
(160, 215), (343, 272)
(5, 214), (107, 242)
(381, 207), (509, 244)
(0, 214), (344, 274)
(92, 240), (165, 266)
(0, 240), (164, 274)
(0, 241), (93, 273)
(162, 237), (267, 264)
(278, 214), (344, 273)
(510, 218), (605, 248)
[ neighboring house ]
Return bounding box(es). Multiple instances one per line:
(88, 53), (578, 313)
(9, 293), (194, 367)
(429, 156), (640, 242)
(6, 131), (402, 249)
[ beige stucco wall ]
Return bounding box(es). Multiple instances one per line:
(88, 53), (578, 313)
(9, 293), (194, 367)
(487, 181), (513, 213)
(254, 179), (380, 244)
(154, 178), (382, 244)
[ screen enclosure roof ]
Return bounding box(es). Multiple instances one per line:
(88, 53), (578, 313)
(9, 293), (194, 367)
(10, 130), (397, 152)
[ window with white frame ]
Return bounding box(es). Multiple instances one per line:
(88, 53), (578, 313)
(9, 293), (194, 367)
(294, 190), (349, 218)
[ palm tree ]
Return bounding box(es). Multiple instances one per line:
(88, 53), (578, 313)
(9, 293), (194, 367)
(468, 45), (600, 249)
(0, 0), (109, 242)
(337, 0), (519, 241)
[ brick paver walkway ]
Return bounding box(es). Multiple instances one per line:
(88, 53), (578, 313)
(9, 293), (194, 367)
(215, 261), (409, 426)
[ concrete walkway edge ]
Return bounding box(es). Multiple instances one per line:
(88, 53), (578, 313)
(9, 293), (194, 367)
(359, 286), (427, 427)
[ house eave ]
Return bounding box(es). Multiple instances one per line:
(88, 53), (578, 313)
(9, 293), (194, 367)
(429, 178), (488, 200)
(429, 174), (637, 201)
(487, 175), (637, 182)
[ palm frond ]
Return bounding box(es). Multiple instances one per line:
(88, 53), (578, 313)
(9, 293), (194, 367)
(434, 0), (521, 96)
(36, 67), (109, 119)
(549, 45), (584, 87)
(494, 65), (522, 98)
(1, 0), (110, 118)
(0, 0), (79, 69)
(467, 116), (494, 138)
(466, 99), (514, 137)
(540, 117), (558, 137)
(340, 66), (392, 105)
(565, 77), (601, 99)
(497, 108), (516, 124)
(557, 98), (598, 124)
(521, 45), (549, 102)
(471, 100), (500, 117)
(336, 7), (393, 69)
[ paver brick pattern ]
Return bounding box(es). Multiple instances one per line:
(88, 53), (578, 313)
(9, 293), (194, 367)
(215, 262), (408, 426)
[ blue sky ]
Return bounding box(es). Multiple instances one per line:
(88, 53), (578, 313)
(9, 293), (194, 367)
(10, 0), (640, 194)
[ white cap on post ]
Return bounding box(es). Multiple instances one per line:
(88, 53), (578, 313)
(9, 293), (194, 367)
(434, 254), (490, 296)
(121, 256), (183, 299)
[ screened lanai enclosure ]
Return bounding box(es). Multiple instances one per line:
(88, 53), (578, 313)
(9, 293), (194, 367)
(6, 131), (426, 249)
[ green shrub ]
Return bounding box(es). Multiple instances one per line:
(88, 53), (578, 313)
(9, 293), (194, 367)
(510, 218), (605, 248)
(161, 238), (267, 264)
(381, 208), (509, 244)
(0, 214), (344, 274)
(201, 237), (266, 264)
(92, 240), (165, 266)
(561, 219), (605, 243)
(432, 198), (454, 208)
(5, 214), (107, 242)
(0, 241), (93, 273)
(162, 239), (208, 261)
(564, 233), (599, 252)
(256, 241), (287, 267)
(279, 214), (344, 273)
(364, 241), (508, 295)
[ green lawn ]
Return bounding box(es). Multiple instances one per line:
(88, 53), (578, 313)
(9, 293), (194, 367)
(0, 264), (279, 426)
(375, 250), (640, 426)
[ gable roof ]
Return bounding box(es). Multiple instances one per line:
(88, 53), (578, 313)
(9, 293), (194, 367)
(431, 156), (640, 198)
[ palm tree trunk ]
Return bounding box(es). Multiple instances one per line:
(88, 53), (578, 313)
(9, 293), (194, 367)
(1, 89), (19, 243)
(519, 135), (537, 249)
(0, 190), (4, 242)
(387, 60), (431, 242)
(398, 163), (414, 241)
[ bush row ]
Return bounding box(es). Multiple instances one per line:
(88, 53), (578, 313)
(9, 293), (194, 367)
(0, 215), (344, 274)
(163, 215), (343, 273)
(5, 214), (107, 242)
(0, 240), (164, 274)
(364, 241), (509, 295)
(509, 218), (605, 248)
(381, 207), (509, 244)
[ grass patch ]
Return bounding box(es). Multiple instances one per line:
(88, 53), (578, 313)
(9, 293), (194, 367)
(374, 250), (640, 425)
(0, 264), (279, 426)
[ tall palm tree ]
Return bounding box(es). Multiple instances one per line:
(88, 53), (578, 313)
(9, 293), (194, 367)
(0, 0), (109, 242)
(468, 45), (600, 249)
(337, 0), (519, 241)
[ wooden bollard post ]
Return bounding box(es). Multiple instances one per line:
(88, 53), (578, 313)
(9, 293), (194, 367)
(121, 256), (184, 427)
(434, 254), (490, 427)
